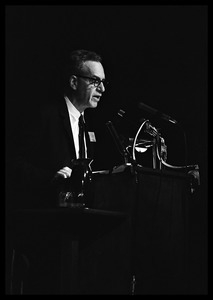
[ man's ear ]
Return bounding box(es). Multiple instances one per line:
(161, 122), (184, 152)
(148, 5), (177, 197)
(69, 75), (78, 90)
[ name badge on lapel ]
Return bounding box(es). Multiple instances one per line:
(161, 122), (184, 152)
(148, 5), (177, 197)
(88, 132), (96, 142)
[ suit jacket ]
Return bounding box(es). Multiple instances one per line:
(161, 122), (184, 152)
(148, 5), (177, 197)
(12, 97), (96, 208)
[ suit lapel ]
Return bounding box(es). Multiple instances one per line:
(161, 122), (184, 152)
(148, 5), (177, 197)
(85, 125), (92, 158)
(59, 98), (76, 156)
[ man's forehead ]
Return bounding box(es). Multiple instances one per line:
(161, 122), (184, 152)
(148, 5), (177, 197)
(82, 60), (104, 76)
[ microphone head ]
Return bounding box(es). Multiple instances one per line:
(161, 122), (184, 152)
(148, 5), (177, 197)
(117, 109), (126, 118)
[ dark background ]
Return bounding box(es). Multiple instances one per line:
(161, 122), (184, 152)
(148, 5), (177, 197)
(5, 5), (208, 294)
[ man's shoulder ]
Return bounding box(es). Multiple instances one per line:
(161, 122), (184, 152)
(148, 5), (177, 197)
(40, 97), (66, 117)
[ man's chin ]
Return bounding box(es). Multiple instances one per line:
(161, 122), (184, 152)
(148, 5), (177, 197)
(90, 101), (98, 108)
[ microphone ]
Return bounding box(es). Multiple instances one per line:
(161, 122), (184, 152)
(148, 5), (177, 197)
(105, 121), (126, 156)
(106, 120), (130, 165)
(138, 102), (178, 124)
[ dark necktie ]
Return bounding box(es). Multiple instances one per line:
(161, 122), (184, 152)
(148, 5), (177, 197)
(78, 114), (86, 158)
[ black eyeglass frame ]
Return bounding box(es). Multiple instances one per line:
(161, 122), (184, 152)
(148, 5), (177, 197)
(74, 74), (109, 88)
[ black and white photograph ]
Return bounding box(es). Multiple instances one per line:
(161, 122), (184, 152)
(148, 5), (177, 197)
(6, 5), (208, 295)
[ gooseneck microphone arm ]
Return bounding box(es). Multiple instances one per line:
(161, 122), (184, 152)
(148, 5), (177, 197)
(137, 102), (189, 167)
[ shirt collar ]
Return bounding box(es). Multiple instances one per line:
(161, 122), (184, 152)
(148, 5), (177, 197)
(64, 95), (83, 121)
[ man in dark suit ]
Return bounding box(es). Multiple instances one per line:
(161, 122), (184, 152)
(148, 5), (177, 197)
(11, 49), (107, 209)
(6, 49), (110, 294)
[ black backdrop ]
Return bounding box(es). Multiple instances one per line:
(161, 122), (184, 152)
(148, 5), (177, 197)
(5, 5), (208, 294)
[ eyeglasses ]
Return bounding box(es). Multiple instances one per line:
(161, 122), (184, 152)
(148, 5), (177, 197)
(75, 74), (109, 88)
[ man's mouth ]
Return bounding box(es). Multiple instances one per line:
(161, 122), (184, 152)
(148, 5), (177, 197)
(93, 95), (101, 101)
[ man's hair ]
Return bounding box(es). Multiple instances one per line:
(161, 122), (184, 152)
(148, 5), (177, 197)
(62, 49), (102, 91)
(67, 49), (102, 76)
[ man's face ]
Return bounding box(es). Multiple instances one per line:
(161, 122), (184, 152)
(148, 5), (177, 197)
(75, 60), (106, 111)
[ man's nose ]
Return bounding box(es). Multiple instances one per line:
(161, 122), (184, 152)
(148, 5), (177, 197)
(97, 81), (105, 92)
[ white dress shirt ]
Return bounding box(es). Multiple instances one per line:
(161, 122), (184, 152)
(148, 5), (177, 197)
(64, 96), (87, 159)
